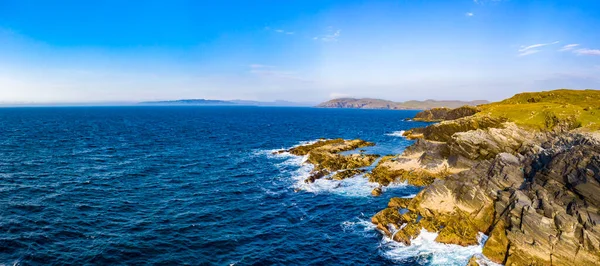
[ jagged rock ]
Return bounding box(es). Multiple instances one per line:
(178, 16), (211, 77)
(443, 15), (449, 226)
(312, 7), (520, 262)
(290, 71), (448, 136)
(482, 220), (509, 263)
(372, 207), (404, 236)
(404, 116), (507, 142)
(304, 169), (329, 183)
(308, 152), (379, 172)
(288, 138), (374, 156)
(446, 123), (533, 162)
(330, 169), (365, 180)
(467, 256), (480, 266)
(375, 133), (600, 264)
(388, 197), (412, 209)
(371, 187), (382, 197)
(289, 139), (379, 184)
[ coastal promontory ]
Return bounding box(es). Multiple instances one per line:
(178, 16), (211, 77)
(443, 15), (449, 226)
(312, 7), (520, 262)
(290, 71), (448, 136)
(294, 89), (600, 265)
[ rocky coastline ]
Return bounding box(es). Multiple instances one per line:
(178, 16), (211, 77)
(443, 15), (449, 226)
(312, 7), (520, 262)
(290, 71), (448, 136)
(281, 90), (600, 265)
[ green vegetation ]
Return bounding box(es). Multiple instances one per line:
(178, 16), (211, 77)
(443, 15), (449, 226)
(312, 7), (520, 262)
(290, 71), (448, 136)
(477, 89), (600, 131)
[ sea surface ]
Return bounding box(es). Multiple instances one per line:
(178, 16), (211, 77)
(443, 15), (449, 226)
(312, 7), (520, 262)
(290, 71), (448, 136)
(0, 106), (490, 265)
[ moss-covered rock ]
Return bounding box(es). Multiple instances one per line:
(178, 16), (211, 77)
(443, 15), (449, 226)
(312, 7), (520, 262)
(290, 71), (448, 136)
(413, 105), (481, 122)
(413, 107), (451, 122)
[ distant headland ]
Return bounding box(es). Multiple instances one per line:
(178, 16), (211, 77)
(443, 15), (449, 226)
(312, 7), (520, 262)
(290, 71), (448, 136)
(316, 98), (489, 110)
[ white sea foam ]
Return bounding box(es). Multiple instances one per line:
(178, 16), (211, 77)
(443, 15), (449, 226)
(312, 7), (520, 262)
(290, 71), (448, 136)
(257, 139), (390, 197)
(381, 229), (500, 266)
(295, 173), (380, 197)
(341, 218), (378, 237)
(385, 130), (406, 137)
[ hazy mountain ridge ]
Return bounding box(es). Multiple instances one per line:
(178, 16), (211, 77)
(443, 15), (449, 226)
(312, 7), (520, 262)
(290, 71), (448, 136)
(317, 98), (489, 110)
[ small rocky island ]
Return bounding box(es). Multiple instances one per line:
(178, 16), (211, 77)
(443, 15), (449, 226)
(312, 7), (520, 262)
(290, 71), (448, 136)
(284, 89), (600, 265)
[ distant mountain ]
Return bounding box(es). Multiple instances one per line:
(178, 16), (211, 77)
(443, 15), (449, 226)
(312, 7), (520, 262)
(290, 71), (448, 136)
(316, 98), (489, 110)
(139, 99), (314, 107)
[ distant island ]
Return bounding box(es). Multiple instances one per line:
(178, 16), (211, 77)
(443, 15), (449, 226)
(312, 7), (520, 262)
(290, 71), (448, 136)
(317, 98), (489, 110)
(139, 99), (314, 107)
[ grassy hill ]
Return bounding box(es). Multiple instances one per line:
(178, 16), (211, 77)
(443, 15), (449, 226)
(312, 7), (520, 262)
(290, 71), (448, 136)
(477, 89), (600, 130)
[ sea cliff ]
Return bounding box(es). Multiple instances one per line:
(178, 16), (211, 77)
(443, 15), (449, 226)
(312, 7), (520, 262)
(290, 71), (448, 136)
(287, 89), (600, 265)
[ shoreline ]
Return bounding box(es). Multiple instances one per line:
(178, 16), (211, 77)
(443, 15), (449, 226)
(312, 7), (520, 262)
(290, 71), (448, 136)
(282, 89), (600, 265)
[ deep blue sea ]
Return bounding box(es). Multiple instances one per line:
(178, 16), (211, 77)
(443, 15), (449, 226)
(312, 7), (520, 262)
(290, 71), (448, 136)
(0, 106), (490, 265)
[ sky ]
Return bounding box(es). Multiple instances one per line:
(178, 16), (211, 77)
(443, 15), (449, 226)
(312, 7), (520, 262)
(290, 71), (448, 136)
(1, 0), (600, 103)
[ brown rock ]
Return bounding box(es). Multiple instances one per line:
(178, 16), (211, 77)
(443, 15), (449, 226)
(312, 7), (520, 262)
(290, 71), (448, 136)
(371, 187), (382, 197)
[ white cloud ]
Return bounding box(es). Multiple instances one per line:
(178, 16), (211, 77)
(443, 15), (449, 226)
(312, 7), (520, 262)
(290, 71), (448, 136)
(559, 44), (580, 51)
(266, 27), (294, 35)
(573, 48), (600, 56)
(518, 41), (560, 52)
(518, 50), (541, 57)
(466, 12), (474, 17)
(315, 29), (341, 42)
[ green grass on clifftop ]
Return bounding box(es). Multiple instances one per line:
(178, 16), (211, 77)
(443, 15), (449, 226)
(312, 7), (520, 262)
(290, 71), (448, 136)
(477, 89), (600, 131)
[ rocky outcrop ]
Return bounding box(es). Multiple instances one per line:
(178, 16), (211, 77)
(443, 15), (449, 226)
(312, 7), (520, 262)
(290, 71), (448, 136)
(372, 133), (600, 265)
(281, 139), (379, 184)
(404, 115), (507, 142)
(413, 105), (481, 122)
(413, 107), (452, 122)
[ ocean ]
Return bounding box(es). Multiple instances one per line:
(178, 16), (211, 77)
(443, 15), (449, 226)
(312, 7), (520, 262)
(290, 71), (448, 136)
(0, 106), (490, 265)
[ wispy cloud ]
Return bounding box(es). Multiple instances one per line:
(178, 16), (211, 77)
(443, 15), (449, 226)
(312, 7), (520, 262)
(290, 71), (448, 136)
(466, 12), (474, 17)
(517, 41), (560, 56)
(559, 44), (580, 51)
(265, 27), (294, 35)
(519, 41), (560, 52)
(573, 48), (600, 56)
(314, 28), (341, 42)
(518, 50), (541, 57)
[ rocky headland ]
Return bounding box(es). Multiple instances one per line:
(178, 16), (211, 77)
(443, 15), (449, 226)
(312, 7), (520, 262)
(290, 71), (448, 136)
(317, 98), (489, 110)
(287, 89), (600, 265)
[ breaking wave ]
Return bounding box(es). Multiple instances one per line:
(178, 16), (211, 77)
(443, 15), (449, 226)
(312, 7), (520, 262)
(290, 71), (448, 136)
(385, 130), (406, 137)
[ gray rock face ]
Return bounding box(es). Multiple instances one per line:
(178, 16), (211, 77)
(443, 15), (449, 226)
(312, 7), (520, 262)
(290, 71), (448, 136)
(377, 126), (600, 265)
(446, 133), (600, 265)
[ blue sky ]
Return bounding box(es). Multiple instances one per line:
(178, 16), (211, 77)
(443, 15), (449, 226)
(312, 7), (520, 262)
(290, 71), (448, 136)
(1, 0), (599, 103)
